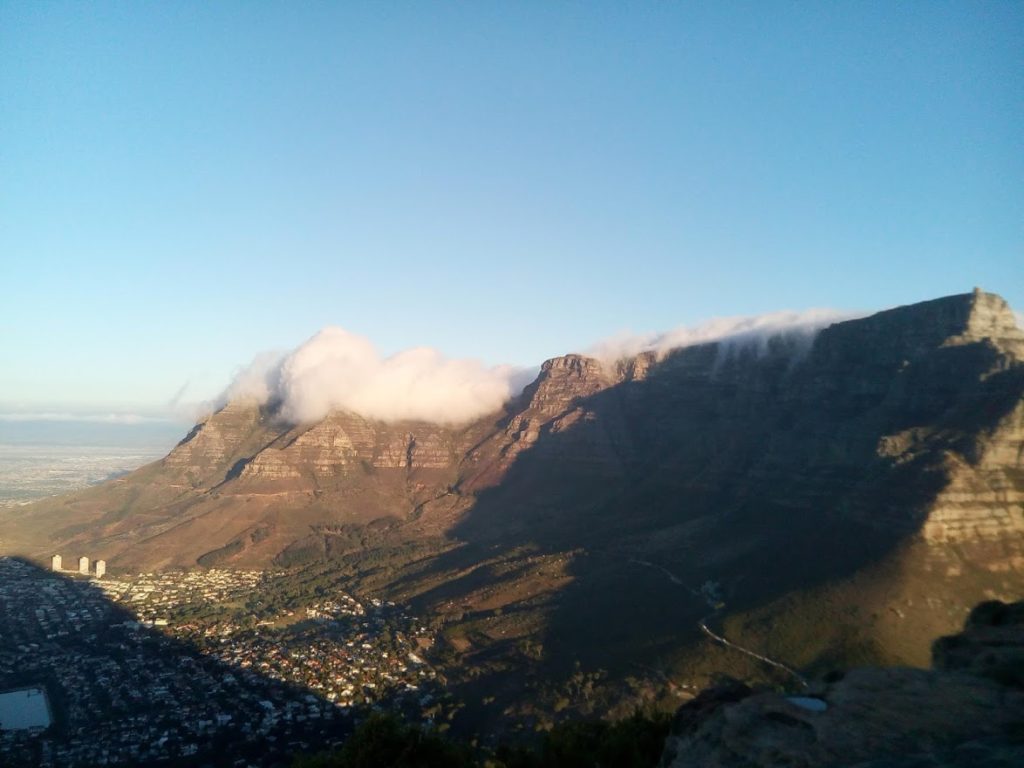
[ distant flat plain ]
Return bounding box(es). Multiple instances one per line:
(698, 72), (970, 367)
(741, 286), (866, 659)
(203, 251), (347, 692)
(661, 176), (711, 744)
(0, 419), (183, 508)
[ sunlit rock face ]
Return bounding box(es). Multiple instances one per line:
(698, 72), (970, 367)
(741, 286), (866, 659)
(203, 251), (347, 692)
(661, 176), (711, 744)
(235, 412), (459, 483)
(163, 400), (267, 481)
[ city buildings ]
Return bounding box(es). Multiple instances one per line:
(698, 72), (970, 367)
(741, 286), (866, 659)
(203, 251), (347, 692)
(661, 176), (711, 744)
(49, 554), (106, 579)
(0, 557), (446, 766)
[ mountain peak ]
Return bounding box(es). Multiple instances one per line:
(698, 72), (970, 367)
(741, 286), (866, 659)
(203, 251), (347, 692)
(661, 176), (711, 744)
(895, 289), (1022, 344)
(540, 353), (608, 377)
(961, 288), (1024, 354)
(806, 289), (1024, 368)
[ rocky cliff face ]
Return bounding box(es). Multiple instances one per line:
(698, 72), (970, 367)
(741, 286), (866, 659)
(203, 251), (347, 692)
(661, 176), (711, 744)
(163, 400), (271, 484)
(919, 372), (1024, 544)
(235, 412), (459, 484)
(460, 353), (629, 492)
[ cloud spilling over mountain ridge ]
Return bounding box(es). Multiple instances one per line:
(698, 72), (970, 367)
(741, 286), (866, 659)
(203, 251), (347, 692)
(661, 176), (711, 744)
(223, 327), (520, 425)
(584, 309), (862, 363)
(222, 309), (862, 424)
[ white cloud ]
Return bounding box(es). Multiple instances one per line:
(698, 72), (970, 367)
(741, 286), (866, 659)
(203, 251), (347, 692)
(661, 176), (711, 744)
(584, 309), (861, 363)
(223, 350), (287, 405)
(220, 309), (861, 425)
(222, 328), (527, 425)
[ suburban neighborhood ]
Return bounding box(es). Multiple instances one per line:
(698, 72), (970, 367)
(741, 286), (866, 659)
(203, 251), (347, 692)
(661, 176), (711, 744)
(0, 556), (449, 767)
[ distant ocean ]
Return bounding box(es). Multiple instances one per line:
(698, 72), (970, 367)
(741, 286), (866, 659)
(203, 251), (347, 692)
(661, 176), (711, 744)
(0, 419), (186, 507)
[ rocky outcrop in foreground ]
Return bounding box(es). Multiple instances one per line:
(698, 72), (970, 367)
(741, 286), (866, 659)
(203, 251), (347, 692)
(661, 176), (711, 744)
(660, 600), (1024, 767)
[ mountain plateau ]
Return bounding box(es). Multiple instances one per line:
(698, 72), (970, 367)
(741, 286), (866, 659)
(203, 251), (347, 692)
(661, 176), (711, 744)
(3, 288), (1022, 726)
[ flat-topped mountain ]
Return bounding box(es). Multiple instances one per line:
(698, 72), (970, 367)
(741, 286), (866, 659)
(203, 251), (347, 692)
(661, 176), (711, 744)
(4, 289), (1022, 720)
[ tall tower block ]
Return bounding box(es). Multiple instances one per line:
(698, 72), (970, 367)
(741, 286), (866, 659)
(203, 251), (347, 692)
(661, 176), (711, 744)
(51, 554), (62, 572)
(79, 556), (89, 575)
(95, 560), (106, 579)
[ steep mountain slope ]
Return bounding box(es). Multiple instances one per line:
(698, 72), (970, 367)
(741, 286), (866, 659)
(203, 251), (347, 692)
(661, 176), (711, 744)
(3, 289), (1022, 718)
(374, 289), (1024, 713)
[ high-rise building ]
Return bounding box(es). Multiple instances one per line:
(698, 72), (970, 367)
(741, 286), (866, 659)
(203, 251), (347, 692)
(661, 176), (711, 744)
(95, 560), (106, 579)
(79, 556), (89, 575)
(51, 554), (62, 572)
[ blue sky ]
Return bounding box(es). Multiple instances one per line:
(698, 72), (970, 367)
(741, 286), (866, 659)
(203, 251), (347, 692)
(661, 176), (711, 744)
(2, 2), (1021, 418)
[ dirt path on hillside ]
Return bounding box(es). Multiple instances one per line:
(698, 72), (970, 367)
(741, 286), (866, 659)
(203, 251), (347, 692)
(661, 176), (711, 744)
(630, 557), (808, 689)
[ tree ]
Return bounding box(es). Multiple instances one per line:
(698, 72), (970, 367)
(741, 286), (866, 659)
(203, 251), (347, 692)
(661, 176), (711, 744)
(292, 713), (475, 768)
